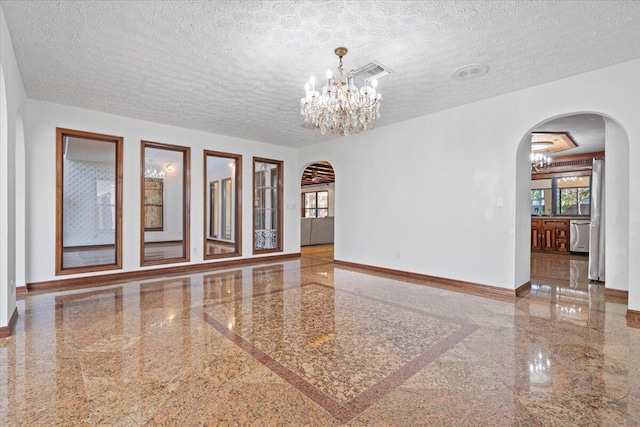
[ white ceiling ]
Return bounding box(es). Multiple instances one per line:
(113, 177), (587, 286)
(2, 1), (640, 148)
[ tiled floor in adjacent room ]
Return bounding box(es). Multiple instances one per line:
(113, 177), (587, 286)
(1, 247), (639, 426)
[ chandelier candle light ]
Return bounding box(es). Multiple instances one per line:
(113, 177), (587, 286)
(301, 47), (382, 136)
(145, 160), (165, 179)
(531, 152), (551, 173)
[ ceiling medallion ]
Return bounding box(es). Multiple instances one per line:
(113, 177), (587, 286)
(530, 132), (576, 153)
(531, 141), (553, 151)
(301, 47), (382, 136)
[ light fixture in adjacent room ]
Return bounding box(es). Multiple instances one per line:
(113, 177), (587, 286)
(531, 152), (551, 173)
(531, 141), (553, 151)
(166, 163), (174, 172)
(145, 160), (165, 179)
(531, 132), (576, 153)
(301, 47), (382, 136)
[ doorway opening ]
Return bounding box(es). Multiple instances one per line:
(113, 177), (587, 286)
(300, 161), (335, 262)
(518, 112), (630, 306)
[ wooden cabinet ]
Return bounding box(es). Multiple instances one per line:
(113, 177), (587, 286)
(531, 218), (571, 253)
(531, 219), (543, 251)
(554, 224), (570, 252)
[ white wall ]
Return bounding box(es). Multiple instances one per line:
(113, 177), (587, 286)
(298, 59), (640, 300)
(604, 118), (630, 291)
(0, 6), (27, 329)
(25, 99), (299, 284)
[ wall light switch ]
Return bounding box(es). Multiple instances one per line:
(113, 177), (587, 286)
(496, 196), (504, 207)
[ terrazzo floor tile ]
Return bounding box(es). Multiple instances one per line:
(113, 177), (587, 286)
(2, 248), (640, 425)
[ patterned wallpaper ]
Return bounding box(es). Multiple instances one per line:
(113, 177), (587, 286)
(63, 160), (115, 246)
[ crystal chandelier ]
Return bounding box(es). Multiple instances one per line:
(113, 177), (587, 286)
(301, 47), (382, 136)
(531, 152), (551, 173)
(145, 160), (165, 179)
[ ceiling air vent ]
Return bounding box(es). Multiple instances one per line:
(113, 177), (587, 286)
(352, 61), (392, 82)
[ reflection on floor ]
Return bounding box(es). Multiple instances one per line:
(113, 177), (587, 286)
(2, 250), (638, 425)
(301, 243), (334, 261)
(530, 251), (597, 327)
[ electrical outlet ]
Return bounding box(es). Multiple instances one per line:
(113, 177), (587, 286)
(396, 251), (400, 259)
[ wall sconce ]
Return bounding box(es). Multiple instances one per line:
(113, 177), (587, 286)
(166, 163), (174, 172)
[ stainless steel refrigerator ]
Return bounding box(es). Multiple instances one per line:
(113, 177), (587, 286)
(588, 158), (605, 281)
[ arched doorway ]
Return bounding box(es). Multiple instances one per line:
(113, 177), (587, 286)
(300, 161), (335, 261)
(517, 112), (630, 299)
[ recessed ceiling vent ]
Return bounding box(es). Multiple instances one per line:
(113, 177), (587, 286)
(352, 61), (392, 82)
(452, 64), (489, 81)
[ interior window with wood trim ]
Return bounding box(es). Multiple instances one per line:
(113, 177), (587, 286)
(253, 157), (283, 254)
(140, 141), (191, 266)
(203, 150), (242, 260)
(56, 128), (123, 275)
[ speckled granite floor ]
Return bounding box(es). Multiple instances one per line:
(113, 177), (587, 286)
(1, 252), (639, 426)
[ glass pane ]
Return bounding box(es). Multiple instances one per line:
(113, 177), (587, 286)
(270, 188), (278, 214)
(143, 144), (188, 264)
(304, 208), (316, 218)
(254, 159), (282, 252)
(317, 191), (328, 208)
(222, 178), (232, 240)
(557, 187), (591, 216)
(305, 193), (316, 209)
(317, 208), (328, 218)
(530, 189), (545, 215)
(62, 136), (117, 269)
(144, 179), (163, 230)
(210, 181), (219, 238)
(254, 210), (264, 230)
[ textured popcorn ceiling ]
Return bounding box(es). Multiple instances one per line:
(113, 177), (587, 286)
(2, 1), (640, 147)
